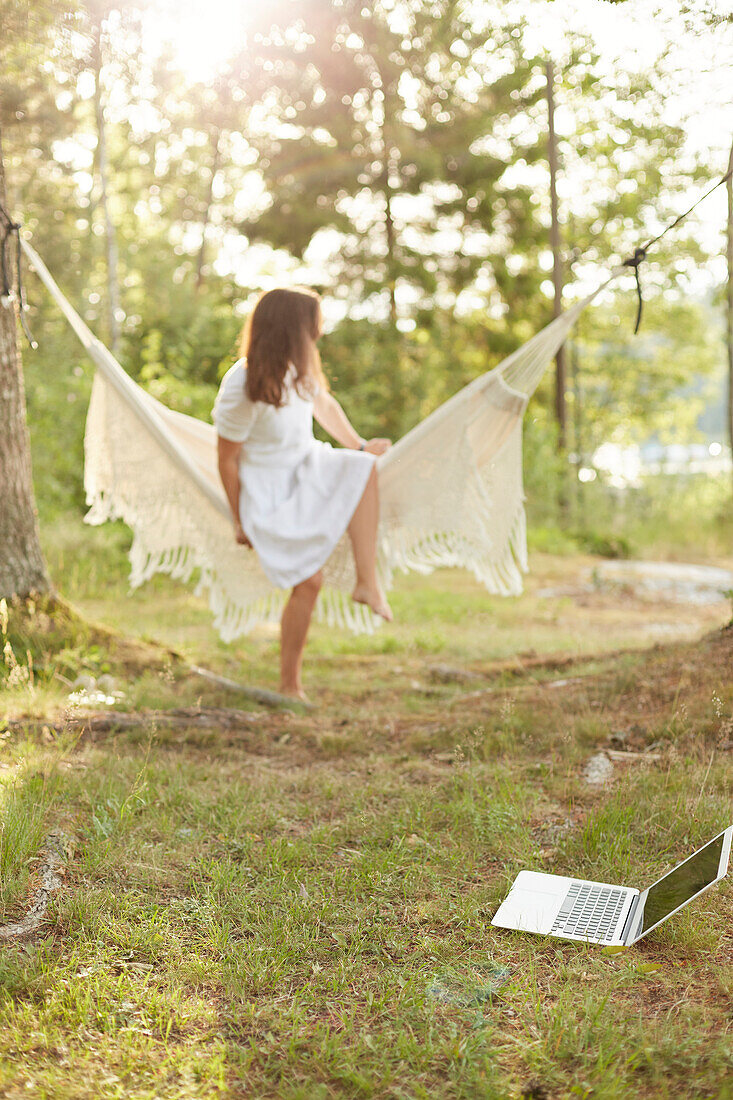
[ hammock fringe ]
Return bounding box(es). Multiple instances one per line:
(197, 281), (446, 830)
(382, 505), (528, 597)
(85, 482), (382, 641)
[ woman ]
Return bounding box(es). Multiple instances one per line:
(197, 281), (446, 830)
(213, 286), (392, 700)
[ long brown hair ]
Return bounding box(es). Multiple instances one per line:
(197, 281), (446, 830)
(240, 287), (328, 407)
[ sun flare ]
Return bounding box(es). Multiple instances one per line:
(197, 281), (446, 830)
(145, 0), (256, 82)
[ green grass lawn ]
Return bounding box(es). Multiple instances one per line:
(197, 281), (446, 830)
(1, 517), (732, 1099)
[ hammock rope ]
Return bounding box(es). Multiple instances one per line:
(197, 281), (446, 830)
(0, 200), (37, 348)
(619, 165), (733, 335)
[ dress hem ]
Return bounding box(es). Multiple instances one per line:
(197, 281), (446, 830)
(259, 451), (375, 589)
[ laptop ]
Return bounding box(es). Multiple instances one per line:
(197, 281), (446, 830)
(492, 827), (732, 946)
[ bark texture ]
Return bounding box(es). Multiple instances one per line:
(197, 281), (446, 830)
(0, 130), (49, 598)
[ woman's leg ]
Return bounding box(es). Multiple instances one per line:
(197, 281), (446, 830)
(280, 570), (323, 698)
(348, 465), (392, 621)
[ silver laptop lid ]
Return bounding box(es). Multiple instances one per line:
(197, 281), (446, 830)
(629, 827), (732, 944)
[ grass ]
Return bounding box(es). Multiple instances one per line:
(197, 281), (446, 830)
(29, 511), (733, 684)
(0, 515), (732, 1098)
(0, 761), (58, 918)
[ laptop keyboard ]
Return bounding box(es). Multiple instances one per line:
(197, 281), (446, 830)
(551, 882), (628, 942)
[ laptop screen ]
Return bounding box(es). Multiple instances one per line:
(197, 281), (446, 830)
(637, 833), (725, 936)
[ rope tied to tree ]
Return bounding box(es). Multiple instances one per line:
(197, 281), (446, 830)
(622, 245), (647, 335)
(620, 164), (733, 335)
(0, 201), (37, 349)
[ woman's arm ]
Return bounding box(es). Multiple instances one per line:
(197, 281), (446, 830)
(217, 436), (251, 546)
(313, 391), (391, 455)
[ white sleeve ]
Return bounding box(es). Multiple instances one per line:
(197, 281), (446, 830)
(212, 363), (258, 442)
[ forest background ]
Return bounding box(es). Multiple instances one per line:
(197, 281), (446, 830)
(2, 0), (732, 565)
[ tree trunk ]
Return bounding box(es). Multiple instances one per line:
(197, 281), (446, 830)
(92, 24), (122, 355)
(0, 128), (49, 599)
(721, 139), (726, 492)
(546, 61), (567, 453)
(376, 79), (398, 327)
(383, 171), (397, 326)
(195, 130), (222, 292)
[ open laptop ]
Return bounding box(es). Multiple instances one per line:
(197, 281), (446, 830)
(492, 827), (732, 946)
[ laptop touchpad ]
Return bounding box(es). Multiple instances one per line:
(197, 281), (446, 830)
(492, 873), (572, 933)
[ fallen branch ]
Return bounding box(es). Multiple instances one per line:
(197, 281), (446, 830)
(187, 665), (315, 711)
(606, 748), (662, 761)
(0, 832), (67, 942)
(5, 705), (270, 736)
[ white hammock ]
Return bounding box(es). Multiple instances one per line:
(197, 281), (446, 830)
(22, 239), (619, 639)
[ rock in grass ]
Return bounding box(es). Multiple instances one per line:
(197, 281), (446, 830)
(70, 673), (96, 691)
(583, 752), (614, 787)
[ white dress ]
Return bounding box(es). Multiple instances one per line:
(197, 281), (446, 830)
(212, 360), (375, 589)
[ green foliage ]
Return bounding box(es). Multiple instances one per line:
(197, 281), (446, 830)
(321, 308), (514, 440)
(246, 1), (546, 319)
(23, 330), (90, 518)
(129, 278), (240, 413)
(604, 472), (733, 557)
(570, 291), (724, 453)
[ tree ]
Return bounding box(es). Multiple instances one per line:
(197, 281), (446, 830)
(86, 0), (123, 353)
(244, 1), (542, 318)
(76, 0), (152, 355)
(237, 0), (546, 435)
(545, 58), (567, 455)
(0, 126), (49, 599)
(721, 137), (726, 486)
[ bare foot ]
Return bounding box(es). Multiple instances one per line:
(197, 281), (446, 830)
(352, 583), (393, 622)
(280, 684), (310, 703)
